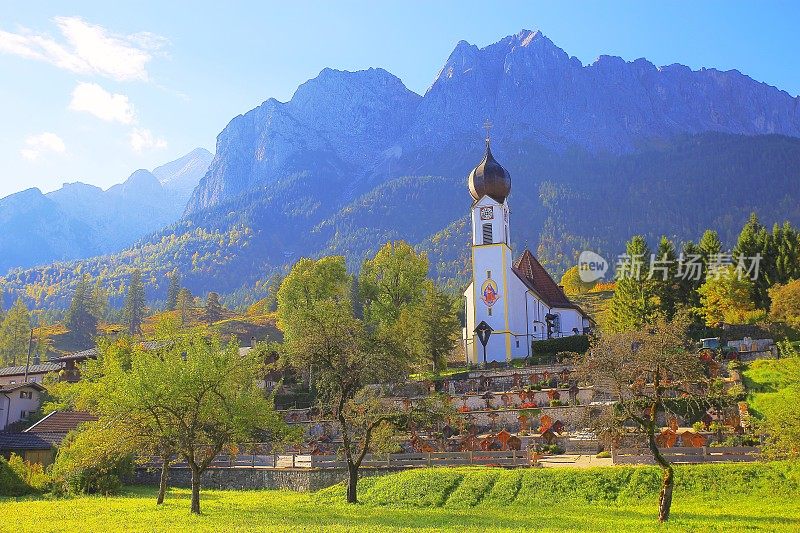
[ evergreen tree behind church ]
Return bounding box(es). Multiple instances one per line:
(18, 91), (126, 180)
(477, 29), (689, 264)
(66, 275), (98, 346)
(607, 235), (657, 332)
(123, 270), (146, 335)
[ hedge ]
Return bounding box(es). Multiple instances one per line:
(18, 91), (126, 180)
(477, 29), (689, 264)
(531, 335), (589, 356)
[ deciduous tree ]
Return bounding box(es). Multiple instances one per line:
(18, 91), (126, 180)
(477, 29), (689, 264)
(394, 281), (460, 373)
(359, 241), (428, 327)
(572, 315), (709, 522)
(697, 265), (757, 325)
(768, 279), (800, 328)
(559, 266), (596, 295)
(278, 256), (446, 503)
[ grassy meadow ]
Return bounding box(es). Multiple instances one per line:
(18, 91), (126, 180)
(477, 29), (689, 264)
(1, 462), (799, 532)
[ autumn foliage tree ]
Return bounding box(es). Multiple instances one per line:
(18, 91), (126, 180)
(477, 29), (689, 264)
(278, 255), (448, 503)
(572, 314), (708, 522)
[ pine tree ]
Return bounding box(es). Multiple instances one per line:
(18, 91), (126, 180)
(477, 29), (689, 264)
(66, 275), (97, 346)
(733, 213), (771, 308)
(606, 235), (657, 332)
(123, 270), (146, 335)
(0, 298), (31, 366)
(771, 221), (800, 288)
(91, 279), (109, 322)
(652, 236), (679, 319)
(676, 240), (703, 309)
(166, 270), (181, 311)
(176, 288), (193, 326)
(698, 229), (722, 268)
(205, 292), (223, 325)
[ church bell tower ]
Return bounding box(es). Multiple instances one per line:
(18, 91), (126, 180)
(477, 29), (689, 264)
(465, 129), (513, 364)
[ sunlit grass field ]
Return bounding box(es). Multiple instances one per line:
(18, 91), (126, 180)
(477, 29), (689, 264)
(1, 463), (799, 532)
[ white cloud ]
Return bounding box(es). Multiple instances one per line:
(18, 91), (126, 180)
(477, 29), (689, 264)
(68, 82), (135, 124)
(129, 128), (167, 153)
(0, 16), (166, 82)
(20, 132), (66, 160)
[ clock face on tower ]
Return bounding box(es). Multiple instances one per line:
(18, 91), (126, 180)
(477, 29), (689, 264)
(480, 207), (494, 220)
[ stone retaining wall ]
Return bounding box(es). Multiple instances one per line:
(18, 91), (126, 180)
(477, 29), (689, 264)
(132, 466), (402, 492)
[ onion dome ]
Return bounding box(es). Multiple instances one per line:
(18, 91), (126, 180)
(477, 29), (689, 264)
(467, 139), (511, 203)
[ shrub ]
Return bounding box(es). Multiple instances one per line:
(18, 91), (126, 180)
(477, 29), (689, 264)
(0, 455), (35, 496)
(531, 336), (589, 357)
(49, 426), (133, 496)
(596, 451), (611, 459)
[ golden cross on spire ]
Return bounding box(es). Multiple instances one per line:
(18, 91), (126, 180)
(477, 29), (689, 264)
(483, 119), (493, 141)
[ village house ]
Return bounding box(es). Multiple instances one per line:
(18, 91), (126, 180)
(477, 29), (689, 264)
(0, 382), (46, 431)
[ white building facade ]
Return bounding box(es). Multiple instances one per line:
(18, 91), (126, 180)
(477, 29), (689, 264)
(462, 140), (591, 365)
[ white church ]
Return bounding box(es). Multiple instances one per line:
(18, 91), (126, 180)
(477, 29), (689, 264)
(462, 137), (591, 365)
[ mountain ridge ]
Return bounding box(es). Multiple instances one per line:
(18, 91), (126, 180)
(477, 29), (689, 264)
(2, 29), (800, 311)
(0, 148), (213, 272)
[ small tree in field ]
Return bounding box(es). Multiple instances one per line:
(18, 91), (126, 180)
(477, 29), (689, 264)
(278, 256), (449, 503)
(71, 332), (291, 514)
(572, 314), (708, 522)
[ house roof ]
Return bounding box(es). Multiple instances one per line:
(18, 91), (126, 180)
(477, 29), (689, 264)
(54, 348), (99, 362)
(0, 432), (53, 451)
(0, 382), (46, 393)
(0, 362), (62, 377)
(512, 249), (575, 308)
(25, 411), (96, 434)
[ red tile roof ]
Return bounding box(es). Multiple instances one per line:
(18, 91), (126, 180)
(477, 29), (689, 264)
(25, 411), (96, 434)
(512, 249), (575, 308)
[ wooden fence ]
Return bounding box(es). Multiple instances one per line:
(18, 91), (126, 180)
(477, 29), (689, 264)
(612, 446), (760, 465)
(278, 450), (535, 469)
(142, 450), (536, 470)
(271, 450), (536, 469)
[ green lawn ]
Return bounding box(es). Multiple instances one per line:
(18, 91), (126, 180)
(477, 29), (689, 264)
(2, 463), (799, 532)
(742, 357), (800, 417)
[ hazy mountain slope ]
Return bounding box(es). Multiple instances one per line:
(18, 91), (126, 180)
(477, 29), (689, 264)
(3, 132), (799, 312)
(0, 189), (96, 272)
(0, 148), (212, 272)
(152, 147), (214, 204)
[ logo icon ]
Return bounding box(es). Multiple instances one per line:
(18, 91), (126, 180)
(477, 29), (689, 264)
(578, 250), (608, 283)
(480, 279), (501, 307)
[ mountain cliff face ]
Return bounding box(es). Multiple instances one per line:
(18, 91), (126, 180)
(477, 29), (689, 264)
(0, 148), (212, 272)
(186, 68), (420, 212)
(187, 29), (800, 214)
(406, 31), (800, 152)
(153, 147), (213, 204)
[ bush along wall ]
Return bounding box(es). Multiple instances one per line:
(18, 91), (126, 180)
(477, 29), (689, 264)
(531, 335), (590, 359)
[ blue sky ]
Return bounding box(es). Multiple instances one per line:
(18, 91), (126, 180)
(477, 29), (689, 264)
(1, 0), (798, 198)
